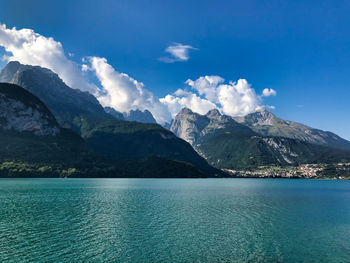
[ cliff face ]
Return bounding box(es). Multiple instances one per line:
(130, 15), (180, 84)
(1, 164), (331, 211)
(170, 108), (254, 146)
(0, 83), (60, 136)
(170, 108), (210, 145)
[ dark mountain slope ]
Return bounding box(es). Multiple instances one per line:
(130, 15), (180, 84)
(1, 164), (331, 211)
(0, 82), (88, 164)
(199, 132), (350, 170)
(0, 82), (219, 178)
(83, 120), (221, 175)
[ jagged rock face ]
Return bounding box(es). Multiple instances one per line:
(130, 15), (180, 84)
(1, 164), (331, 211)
(170, 108), (252, 146)
(104, 107), (124, 120)
(123, 109), (157, 124)
(0, 83), (60, 136)
(170, 108), (210, 145)
(0, 61), (21, 83)
(201, 109), (242, 137)
(262, 137), (298, 164)
(233, 108), (350, 150)
(174, 107), (350, 151)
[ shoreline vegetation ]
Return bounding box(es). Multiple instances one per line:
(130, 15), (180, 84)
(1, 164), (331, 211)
(1, 161), (349, 179)
(0, 157), (208, 179)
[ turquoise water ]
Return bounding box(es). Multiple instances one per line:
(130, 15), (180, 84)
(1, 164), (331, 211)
(0, 179), (349, 263)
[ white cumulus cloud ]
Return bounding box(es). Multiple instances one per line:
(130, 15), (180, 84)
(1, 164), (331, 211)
(159, 43), (197, 63)
(160, 92), (217, 117)
(0, 24), (97, 93)
(88, 56), (171, 123)
(0, 24), (277, 123)
(262, 88), (277, 97)
(183, 76), (269, 117)
(185, 76), (224, 102)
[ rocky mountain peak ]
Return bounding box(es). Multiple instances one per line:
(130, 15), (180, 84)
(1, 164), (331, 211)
(232, 107), (350, 150)
(0, 61), (22, 82)
(255, 107), (274, 117)
(178, 107), (193, 115)
(170, 108), (210, 145)
(123, 109), (157, 123)
(235, 108), (277, 126)
(205, 108), (221, 119)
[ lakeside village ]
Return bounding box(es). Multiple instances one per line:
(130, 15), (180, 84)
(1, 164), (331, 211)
(224, 163), (350, 179)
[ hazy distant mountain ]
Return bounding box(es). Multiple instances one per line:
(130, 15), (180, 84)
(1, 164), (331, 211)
(171, 108), (350, 169)
(104, 106), (124, 120)
(105, 107), (158, 124)
(123, 109), (157, 123)
(162, 121), (172, 130)
(233, 108), (350, 150)
(0, 61), (112, 133)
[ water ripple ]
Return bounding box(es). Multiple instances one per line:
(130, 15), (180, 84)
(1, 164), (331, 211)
(0, 178), (349, 262)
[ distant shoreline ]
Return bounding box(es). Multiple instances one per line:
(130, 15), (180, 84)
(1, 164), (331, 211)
(0, 176), (348, 180)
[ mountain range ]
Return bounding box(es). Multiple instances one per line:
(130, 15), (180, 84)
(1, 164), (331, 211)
(233, 109), (350, 150)
(0, 61), (349, 177)
(0, 62), (158, 130)
(0, 62), (221, 178)
(104, 106), (157, 123)
(170, 108), (350, 170)
(0, 61), (112, 132)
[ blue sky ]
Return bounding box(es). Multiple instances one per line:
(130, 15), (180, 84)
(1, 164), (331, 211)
(0, 0), (349, 139)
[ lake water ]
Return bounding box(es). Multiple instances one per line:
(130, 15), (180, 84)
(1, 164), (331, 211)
(0, 178), (349, 263)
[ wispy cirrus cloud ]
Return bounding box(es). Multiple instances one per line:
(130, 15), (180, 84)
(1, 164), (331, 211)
(159, 43), (197, 63)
